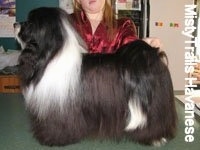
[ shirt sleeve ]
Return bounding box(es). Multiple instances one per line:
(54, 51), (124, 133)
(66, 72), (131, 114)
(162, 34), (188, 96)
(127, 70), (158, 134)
(115, 18), (138, 49)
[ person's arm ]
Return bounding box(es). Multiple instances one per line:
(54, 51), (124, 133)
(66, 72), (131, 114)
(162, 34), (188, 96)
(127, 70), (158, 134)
(116, 18), (138, 47)
(118, 18), (162, 48)
(142, 37), (162, 48)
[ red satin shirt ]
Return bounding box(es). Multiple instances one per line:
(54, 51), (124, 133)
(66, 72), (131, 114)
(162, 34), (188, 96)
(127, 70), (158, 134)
(71, 11), (138, 53)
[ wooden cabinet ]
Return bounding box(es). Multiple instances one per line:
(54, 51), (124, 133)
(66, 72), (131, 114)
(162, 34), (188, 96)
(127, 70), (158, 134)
(0, 75), (21, 93)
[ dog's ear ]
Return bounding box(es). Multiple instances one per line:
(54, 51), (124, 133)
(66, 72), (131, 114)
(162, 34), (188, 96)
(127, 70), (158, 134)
(18, 44), (38, 86)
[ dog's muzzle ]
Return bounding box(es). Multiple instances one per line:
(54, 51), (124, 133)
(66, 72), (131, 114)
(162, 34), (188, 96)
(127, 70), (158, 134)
(13, 22), (20, 28)
(13, 22), (21, 36)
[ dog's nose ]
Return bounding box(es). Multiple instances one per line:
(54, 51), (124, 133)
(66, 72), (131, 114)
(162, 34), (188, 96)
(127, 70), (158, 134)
(13, 22), (20, 28)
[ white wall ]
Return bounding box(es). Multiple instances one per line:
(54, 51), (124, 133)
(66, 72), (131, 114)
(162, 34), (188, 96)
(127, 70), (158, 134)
(150, 0), (194, 91)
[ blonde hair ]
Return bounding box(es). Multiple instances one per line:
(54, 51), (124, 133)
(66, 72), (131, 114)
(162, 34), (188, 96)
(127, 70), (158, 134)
(73, 0), (117, 41)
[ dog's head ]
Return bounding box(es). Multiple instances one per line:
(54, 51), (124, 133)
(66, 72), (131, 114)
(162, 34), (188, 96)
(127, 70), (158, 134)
(14, 7), (87, 86)
(14, 7), (70, 51)
(14, 7), (87, 52)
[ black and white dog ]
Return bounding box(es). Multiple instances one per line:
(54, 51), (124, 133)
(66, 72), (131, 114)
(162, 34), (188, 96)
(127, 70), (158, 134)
(14, 7), (177, 146)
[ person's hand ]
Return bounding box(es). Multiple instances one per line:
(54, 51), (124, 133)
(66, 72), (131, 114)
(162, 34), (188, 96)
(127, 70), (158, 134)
(143, 37), (162, 48)
(192, 63), (200, 80)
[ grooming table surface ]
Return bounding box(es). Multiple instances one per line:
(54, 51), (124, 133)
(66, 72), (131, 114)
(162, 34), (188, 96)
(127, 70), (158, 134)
(0, 93), (199, 150)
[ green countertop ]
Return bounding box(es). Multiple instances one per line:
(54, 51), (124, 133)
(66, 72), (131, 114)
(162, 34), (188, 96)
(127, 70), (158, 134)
(0, 93), (199, 150)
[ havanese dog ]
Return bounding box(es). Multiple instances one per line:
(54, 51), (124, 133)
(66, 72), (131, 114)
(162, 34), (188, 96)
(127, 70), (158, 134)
(14, 7), (177, 147)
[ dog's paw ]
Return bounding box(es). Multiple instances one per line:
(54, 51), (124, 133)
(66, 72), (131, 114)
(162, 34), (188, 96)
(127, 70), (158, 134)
(152, 137), (167, 147)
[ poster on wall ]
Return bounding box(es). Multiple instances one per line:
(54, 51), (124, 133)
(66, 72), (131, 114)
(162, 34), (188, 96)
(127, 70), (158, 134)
(116, 0), (141, 10)
(0, 0), (16, 37)
(59, 0), (73, 14)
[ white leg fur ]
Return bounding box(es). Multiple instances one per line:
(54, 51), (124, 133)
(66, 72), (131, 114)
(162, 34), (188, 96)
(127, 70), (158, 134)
(125, 100), (147, 131)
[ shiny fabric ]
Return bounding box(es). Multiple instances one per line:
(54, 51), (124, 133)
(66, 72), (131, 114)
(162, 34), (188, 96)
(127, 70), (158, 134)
(71, 11), (138, 53)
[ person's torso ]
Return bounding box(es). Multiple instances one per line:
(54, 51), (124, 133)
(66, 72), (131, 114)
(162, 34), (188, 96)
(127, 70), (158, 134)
(71, 12), (138, 53)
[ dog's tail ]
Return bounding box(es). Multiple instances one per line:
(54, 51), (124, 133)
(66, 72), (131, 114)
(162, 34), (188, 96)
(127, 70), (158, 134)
(117, 40), (177, 145)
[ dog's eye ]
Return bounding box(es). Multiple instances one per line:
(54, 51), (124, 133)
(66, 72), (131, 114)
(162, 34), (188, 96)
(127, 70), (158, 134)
(16, 21), (32, 27)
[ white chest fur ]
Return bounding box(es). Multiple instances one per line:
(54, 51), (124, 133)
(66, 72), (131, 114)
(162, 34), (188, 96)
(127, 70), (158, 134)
(24, 43), (82, 119)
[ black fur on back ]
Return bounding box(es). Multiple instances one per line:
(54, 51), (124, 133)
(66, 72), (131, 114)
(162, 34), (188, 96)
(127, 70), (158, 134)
(80, 41), (177, 144)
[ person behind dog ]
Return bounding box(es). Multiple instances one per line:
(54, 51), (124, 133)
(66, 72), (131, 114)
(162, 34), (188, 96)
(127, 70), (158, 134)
(71, 0), (161, 53)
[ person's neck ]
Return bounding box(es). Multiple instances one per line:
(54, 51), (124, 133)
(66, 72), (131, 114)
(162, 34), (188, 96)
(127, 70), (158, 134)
(86, 11), (103, 21)
(86, 11), (103, 34)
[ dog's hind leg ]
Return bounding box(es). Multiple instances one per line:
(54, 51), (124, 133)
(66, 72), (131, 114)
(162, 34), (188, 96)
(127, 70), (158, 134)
(118, 40), (177, 146)
(124, 66), (176, 146)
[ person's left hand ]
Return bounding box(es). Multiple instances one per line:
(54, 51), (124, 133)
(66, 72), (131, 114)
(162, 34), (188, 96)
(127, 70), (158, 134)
(192, 63), (200, 81)
(142, 37), (162, 48)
